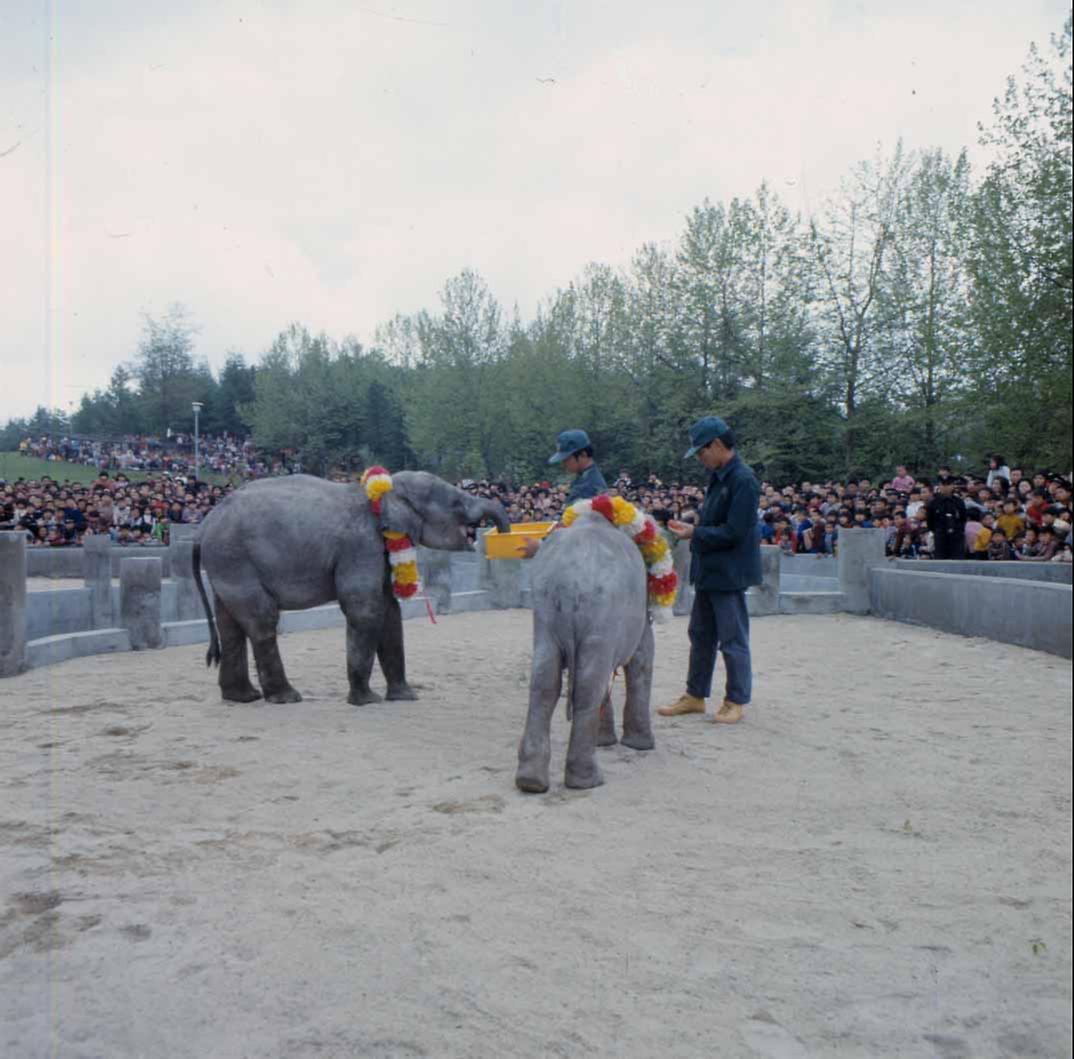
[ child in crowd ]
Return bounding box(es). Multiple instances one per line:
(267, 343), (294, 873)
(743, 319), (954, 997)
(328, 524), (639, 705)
(987, 528), (1011, 561)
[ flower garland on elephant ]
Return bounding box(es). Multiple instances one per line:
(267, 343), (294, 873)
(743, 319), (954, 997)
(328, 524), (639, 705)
(360, 466), (421, 599)
(561, 494), (678, 620)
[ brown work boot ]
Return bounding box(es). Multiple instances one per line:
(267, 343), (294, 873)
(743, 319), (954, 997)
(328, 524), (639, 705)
(713, 699), (744, 724)
(657, 693), (706, 717)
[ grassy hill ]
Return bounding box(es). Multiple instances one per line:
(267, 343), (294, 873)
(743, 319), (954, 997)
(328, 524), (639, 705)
(0, 452), (234, 488)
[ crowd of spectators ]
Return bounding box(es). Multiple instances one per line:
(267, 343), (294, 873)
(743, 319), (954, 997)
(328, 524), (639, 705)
(0, 470), (234, 548)
(751, 461), (1072, 563)
(458, 459), (1073, 563)
(4, 448), (1071, 563)
(458, 473), (706, 529)
(17, 432), (290, 479)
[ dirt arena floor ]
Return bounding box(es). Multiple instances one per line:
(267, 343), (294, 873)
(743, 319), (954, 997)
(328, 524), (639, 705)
(1, 611), (1071, 1058)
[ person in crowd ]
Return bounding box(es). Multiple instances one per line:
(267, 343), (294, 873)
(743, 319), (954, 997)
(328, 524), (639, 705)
(891, 464), (915, 492)
(987, 527), (1011, 561)
(964, 508), (984, 557)
(971, 512), (995, 558)
(927, 475), (968, 559)
(659, 416), (761, 726)
(1017, 527), (1042, 560)
(1032, 525), (1062, 562)
(996, 498), (1025, 542)
(986, 454), (1011, 489)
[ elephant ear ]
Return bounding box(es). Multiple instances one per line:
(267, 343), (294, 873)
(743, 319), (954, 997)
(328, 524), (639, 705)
(380, 488), (422, 541)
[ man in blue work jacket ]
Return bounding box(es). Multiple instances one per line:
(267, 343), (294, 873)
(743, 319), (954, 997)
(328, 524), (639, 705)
(521, 429), (609, 558)
(658, 416), (761, 724)
(548, 429), (608, 503)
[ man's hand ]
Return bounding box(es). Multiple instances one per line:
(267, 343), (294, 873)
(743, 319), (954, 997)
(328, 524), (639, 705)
(521, 537), (541, 558)
(667, 518), (694, 540)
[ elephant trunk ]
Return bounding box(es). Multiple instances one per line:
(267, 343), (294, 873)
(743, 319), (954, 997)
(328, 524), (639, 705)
(467, 497), (511, 534)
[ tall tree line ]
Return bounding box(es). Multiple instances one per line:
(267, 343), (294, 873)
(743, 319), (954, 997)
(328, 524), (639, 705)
(5, 19), (1070, 483)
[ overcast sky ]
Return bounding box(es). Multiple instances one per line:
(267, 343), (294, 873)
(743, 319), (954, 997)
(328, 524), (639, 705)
(1, 0), (1067, 424)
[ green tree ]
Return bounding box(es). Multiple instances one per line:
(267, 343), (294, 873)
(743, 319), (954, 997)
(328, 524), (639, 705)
(133, 304), (209, 434)
(810, 143), (912, 474)
(968, 16), (1072, 468)
(202, 354), (255, 436)
(881, 148), (974, 470)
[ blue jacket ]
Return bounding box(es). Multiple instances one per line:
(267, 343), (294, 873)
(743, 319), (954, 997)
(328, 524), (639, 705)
(689, 455), (763, 592)
(566, 463), (608, 504)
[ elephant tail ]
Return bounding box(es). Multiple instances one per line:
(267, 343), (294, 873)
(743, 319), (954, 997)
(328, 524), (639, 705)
(192, 540), (221, 668)
(562, 643), (576, 722)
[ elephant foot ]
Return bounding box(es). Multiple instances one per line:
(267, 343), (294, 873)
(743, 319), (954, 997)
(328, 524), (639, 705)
(348, 687), (383, 706)
(264, 685), (302, 704)
(564, 763), (604, 790)
(516, 746), (551, 794)
(596, 731), (619, 747)
(515, 767), (550, 794)
(621, 731), (655, 751)
(222, 685), (262, 704)
(385, 683), (419, 702)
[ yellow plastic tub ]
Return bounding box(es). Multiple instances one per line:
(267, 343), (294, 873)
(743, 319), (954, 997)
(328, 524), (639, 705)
(484, 521), (555, 559)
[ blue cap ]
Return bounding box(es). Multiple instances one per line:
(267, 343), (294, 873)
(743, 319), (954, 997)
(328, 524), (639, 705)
(684, 416), (731, 459)
(549, 429), (591, 464)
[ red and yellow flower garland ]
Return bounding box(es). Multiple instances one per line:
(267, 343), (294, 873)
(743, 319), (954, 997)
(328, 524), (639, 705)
(561, 494), (678, 620)
(361, 466), (421, 599)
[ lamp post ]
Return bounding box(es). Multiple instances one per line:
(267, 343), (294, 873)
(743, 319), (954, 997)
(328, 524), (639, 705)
(191, 402), (203, 483)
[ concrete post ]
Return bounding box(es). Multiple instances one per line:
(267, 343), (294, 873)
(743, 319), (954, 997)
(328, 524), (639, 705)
(671, 539), (695, 617)
(168, 521), (197, 561)
(477, 529), (526, 608)
(171, 539), (202, 621)
(0, 532), (28, 677)
(168, 523), (199, 619)
(476, 530), (493, 589)
(750, 545), (782, 617)
(120, 556), (164, 650)
(417, 547), (453, 615)
(837, 528), (887, 614)
(487, 556), (526, 609)
(83, 533), (113, 628)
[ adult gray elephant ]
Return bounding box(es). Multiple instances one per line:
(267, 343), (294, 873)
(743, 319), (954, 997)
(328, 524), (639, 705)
(515, 510), (656, 793)
(192, 472), (509, 706)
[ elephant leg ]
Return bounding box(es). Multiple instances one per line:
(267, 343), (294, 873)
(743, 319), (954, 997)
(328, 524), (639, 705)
(596, 685), (617, 747)
(377, 591), (417, 701)
(232, 587), (300, 704)
(621, 620), (655, 751)
(215, 595), (261, 703)
(516, 640), (562, 794)
(250, 634), (301, 704)
(343, 605), (384, 706)
(564, 660), (612, 790)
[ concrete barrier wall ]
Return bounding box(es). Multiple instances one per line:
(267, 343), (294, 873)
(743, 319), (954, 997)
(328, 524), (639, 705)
(26, 548), (85, 578)
(26, 546), (174, 578)
(892, 559), (1072, 584)
(27, 588), (94, 640)
(780, 554), (837, 577)
(870, 568), (1072, 659)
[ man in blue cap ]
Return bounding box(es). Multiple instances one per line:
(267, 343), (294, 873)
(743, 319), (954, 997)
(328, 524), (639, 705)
(658, 415), (761, 724)
(521, 429), (609, 558)
(548, 429), (608, 504)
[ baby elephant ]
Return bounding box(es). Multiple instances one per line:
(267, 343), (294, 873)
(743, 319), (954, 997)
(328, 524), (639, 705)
(516, 511), (655, 793)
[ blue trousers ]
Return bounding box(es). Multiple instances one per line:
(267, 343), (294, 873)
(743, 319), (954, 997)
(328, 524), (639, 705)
(686, 588), (752, 705)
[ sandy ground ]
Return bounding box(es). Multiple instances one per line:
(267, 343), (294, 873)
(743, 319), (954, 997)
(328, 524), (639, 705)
(1, 611), (1070, 1059)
